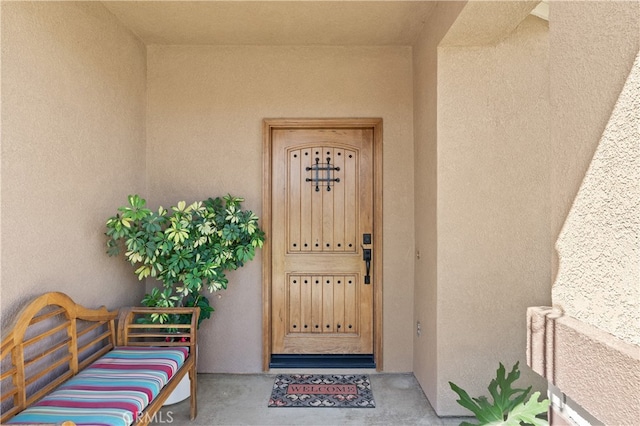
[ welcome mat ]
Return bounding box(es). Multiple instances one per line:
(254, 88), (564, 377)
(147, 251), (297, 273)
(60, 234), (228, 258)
(268, 374), (375, 408)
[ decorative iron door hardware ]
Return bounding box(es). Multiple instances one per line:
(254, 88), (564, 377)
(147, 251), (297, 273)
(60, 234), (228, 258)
(306, 157), (340, 192)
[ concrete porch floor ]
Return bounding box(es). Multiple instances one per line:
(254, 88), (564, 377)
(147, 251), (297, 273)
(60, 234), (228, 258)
(152, 373), (471, 425)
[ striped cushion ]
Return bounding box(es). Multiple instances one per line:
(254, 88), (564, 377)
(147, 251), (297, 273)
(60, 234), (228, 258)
(8, 346), (189, 426)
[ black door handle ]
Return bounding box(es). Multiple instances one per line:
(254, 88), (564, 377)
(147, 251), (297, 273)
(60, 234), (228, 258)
(363, 248), (371, 284)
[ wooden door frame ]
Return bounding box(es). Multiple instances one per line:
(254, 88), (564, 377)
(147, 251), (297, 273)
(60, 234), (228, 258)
(262, 118), (383, 371)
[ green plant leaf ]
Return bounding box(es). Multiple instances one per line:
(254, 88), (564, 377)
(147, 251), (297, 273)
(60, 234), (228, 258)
(135, 265), (151, 279)
(449, 382), (497, 421)
(449, 362), (547, 426)
(510, 392), (549, 426)
(474, 396), (505, 423)
(485, 392), (550, 426)
(183, 293), (215, 328)
(488, 362), (531, 417)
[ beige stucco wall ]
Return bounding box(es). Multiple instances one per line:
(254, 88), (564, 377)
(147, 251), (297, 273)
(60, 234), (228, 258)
(440, 0), (538, 47)
(525, 2), (640, 423)
(550, 3), (640, 281)
(0, 2), (147, 329)
(437, 15), (551, 415)
(412, 0), (466, 407)
(553, 47), (639, 346)
(146, 45), (415, 373)
(528, 306), (640, 425)
(550, 1), (640, 344)
(413, 9), (551, 415)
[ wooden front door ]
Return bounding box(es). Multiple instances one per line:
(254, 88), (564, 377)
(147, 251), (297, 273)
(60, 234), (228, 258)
(263, 118), (383, 370)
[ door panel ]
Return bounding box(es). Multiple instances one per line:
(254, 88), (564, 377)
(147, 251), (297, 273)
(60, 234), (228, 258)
(272, 128), (373, 355)
(263, 118), (383, 370)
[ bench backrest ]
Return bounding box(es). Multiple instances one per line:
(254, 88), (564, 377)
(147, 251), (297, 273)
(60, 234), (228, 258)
(116, 306), (199, 352)
(0, 292), (117, 422)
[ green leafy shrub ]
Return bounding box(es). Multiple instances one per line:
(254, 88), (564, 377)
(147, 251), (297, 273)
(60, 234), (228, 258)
(106, 194), (265, 327)
(449, 362), (549, 426)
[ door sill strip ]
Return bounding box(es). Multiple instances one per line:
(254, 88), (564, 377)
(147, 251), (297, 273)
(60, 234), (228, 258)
(269, 354), (375, 369)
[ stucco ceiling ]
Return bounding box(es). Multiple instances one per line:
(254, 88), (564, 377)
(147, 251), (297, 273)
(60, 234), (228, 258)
(102, 1), (437, 46)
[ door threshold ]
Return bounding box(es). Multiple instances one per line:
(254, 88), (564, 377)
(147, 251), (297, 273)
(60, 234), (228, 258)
(269, 354), (375, 369)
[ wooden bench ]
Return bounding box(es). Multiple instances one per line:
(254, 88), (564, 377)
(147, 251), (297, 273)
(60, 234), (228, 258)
(1, 292), (199, 425)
